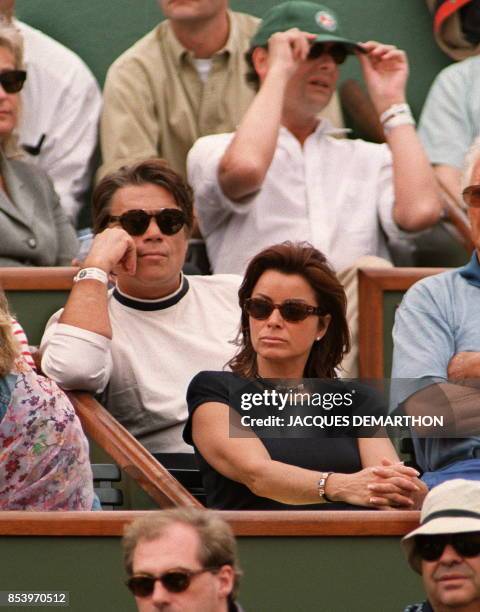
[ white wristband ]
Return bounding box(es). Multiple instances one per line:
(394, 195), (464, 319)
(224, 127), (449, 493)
(383, 113), (416, 134)
(379, 103), (411, 125)
(73, 267), (109, 285)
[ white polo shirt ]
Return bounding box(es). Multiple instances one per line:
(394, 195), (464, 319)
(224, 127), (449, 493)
(188, 121), (408, 274)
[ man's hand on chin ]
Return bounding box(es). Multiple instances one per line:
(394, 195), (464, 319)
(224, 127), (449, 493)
(84, 227), (138, 277)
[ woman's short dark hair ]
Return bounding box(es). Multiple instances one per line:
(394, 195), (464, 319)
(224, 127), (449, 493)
(92, 158), (194, 234)
(228, 242), (350, 378)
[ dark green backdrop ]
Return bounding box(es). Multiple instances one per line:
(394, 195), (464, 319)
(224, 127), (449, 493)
(16, 0), (451, 117)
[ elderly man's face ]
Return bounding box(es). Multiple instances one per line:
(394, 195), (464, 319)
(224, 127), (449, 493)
(159, 0), (227, 22)
(468, 160), (480, 254)
(421, 537), (480, 610)
(131, 523), (234, 612)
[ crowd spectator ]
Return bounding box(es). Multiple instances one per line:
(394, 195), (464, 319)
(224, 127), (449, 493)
(0, 291), (94, 510)
(419, 55), (480, 207)
(40, 159), (240, 464)
(185, 242), (427, 510)
(0, 0), (102, 224)
(123, 508), (243, 612)
(402, 479), (480, 612)
(188, 1), (442, 375)
(391, 137), (480, 487)
(0, 20), (77, 266)
(100, 1), (345, 183)
(99, 0), (258, 181)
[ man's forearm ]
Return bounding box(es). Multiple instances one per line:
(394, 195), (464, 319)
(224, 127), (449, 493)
(403, 380), (480, 438)
(218, 67), (289, 201)
(388, 124), (442, 231)
(58, 228), (137, 339)
(434, 164), (463, 208)
(59, 280), (112, 339)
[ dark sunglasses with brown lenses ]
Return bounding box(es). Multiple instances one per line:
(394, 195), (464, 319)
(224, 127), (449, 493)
(244, 297), (323, 323)
(0, 69), (27, 93)
(109, 208), (186, 236)
(415, 532), (480, 562)
(126, 567), (218, 597)
(462, 185), (480, 208)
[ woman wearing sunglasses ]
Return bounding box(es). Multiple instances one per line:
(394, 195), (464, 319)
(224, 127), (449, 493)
(184, 242), (427, 510)
(0, 23), (77, 267)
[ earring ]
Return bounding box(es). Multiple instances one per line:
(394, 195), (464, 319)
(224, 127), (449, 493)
(315, 336), (322, 342)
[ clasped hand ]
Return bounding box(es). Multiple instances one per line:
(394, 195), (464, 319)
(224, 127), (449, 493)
(347, 458), (425, 509)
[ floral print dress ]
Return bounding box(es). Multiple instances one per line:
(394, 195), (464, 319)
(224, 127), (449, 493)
(0, 366), (94, 510)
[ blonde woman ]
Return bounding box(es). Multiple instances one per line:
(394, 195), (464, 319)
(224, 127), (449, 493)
(0, 20), (77, 266)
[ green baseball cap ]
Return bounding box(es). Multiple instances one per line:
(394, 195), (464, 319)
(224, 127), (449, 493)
(250, 1), (364, 53)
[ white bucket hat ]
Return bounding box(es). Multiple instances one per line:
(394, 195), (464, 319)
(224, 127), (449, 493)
(402, 479), (480, 573)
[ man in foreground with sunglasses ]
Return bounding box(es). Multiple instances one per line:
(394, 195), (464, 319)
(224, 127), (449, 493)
(402, 479), (480, 612)
(391, 138), (480, 487)
(188, 1), (441, 376)
(40, 158), (240, 459)
(123, 508), (242, 612)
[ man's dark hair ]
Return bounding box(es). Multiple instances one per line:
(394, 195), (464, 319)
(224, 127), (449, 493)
(92, 158), (194, 235)
(244, 47), (263, 92)
(229, 241), (350, 378)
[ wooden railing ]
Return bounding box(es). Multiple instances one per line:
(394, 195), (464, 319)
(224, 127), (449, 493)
(0, 266), (77, 289)
(70, 392), (202, 509)
(358, 267), (445, 378)
(0, 510), (420, 537)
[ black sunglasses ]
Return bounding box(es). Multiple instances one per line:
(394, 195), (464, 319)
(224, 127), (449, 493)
(462, 185), (480, 208)
(415, 532), (480, 562)
(0, 69), (27, 93)
(109, 208), (186, 236)
(308, 43), (349, 64)
(244, 297), (323, 323)
(126, 567), (217, 597)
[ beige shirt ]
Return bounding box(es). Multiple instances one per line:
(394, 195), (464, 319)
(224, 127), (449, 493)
(99, 12), (345, 181)
(99, 12), (259, 179)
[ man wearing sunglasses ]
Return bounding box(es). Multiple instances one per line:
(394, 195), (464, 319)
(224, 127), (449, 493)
(402, 479), (480, 612)
(123, 508), (242, 612)
(391, 139), (480, 487)
(99, 0), (343, 184)
(188, 1), (441, 376)
(40, 159), (240, 458)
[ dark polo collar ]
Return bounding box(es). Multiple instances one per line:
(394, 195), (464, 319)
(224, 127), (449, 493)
(113, 274), (190, 311)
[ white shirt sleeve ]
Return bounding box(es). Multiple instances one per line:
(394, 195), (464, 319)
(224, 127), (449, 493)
(40, 314), (112, 393)
(17, 21), (102, 224)
(187, 135), (256, 238)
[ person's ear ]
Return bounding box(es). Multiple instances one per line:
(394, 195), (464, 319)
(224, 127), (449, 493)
(252, 47), (269, 83)
(215, 565), (235, 600)
(315, 314), (331, 342)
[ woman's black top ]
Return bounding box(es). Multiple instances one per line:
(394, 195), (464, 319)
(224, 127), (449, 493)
(184, 371), (365, 510)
